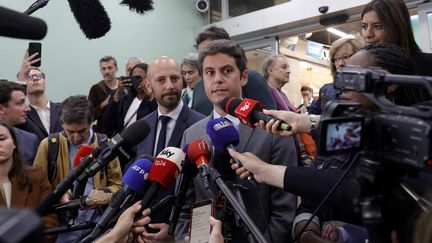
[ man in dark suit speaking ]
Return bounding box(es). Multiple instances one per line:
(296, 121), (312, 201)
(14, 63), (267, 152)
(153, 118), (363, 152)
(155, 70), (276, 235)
(176, 40), (298, 242)
(135, 56), (204, 242)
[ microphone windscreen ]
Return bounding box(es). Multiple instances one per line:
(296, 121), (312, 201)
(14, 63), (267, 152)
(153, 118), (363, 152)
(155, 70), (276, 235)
(123, 159), (152, 192)
(187, 139), (211, 166)
(73, 145), (95, 168)
(120, 119), (151, 146)
(220, 97), (242, 116)
(0, 6), (47, 40)
(206, 118), (240, 151)
(120, 0), (154, 15)
(148, 147), (184, 189)
(67, 0), (111, 39)
(86, 191), (113, 207)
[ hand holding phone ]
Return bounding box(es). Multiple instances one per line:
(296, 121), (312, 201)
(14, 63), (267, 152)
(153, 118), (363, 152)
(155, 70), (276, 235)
(190, 199), (214, 243)
(28, 42), (42, 67)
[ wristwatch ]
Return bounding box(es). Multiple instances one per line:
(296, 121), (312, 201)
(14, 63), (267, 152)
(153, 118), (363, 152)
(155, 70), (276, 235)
(310, 114), (317, 137)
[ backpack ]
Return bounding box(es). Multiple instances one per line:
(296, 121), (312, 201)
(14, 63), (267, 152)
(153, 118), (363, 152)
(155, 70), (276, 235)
(47, 132), (107, 183)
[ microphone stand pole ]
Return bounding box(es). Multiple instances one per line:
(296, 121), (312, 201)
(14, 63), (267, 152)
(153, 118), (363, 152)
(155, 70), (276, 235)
(209, 168), (267, 243)
(44, 222), (95, 235)
(24, 0), (49, 15)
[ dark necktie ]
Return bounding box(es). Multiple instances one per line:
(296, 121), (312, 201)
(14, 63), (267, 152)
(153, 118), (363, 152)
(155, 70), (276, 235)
(182, 92), (190, 106)
(155, 115), (170, 156)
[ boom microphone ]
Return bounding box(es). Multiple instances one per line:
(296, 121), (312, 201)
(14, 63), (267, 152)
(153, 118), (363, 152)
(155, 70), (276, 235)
(206, 118), (257, 187)
(0, 6), (47, 40)
(67, 0), (111, 39)
(81, 158), (152, 242)
(120, 0), (154, 14)
(135, 147), (184, 220)
(220, 97), (292, 131)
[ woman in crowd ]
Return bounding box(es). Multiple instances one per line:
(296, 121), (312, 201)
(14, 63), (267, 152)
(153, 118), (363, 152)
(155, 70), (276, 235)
(230, 43), (429, 243)
(102, 63), (157, 136)
(0, 121), (57, 242)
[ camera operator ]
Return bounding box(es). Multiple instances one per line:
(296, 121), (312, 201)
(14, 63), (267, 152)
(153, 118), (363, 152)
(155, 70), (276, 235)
(230, 43), (432, 243)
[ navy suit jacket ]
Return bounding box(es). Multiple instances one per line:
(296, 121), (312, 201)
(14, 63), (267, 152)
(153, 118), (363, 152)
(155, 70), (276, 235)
(135, 104), (204, 223)
(20, 102), (62, 142)
(192, 70), (277, 116)
(13, 127), (39, 165)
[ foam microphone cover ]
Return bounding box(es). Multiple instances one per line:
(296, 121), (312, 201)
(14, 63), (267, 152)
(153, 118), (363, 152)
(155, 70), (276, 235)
(120, 119), (151, 146)
(67, 0), (111, 39)
(220, 97), (242, 117)
(0, 6), (47, 40)
(206, 118), (240, 151)
(120, 0), (154, 15)
(187, 139), (211, 167)
(182, 144), (198, 176)
(148, 147), (184, 189)
(73, 145), (95, 168)
(123, 159), (152, 192)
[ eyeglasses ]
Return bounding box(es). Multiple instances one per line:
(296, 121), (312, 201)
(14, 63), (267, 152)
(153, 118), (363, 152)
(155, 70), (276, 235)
(331, 54), (353, 64)
(26, 73), (44, 80)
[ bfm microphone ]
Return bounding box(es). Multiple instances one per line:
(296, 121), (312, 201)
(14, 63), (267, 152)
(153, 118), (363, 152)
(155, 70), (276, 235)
(168, 144), (198, 235)
(81, 158), (152, 243)
(67, 0), (111, 39)
(67, 144), (96, 223)
(134, 147), (184, 220)
(0, 6), (47, 40)
(120, 0), (154, 14)
(220, 97), (292, 131)
(206, 118), (257, 187)
(36, 148), (101, 216)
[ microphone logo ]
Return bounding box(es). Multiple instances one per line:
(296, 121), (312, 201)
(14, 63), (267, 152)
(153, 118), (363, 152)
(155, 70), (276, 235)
(239, 100), (251, 112)
(154, 159), (167, 167)
(159, 149), (175, 158)
(130, 164), (149, 180)
(197, 140), (209, 151)
(213, 119), (231, 131)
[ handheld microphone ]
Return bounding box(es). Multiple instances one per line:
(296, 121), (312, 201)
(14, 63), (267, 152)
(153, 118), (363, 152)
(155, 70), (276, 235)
(67, 144), (96, 223)
(206, 118), (257, 187)
(81, 158), (152, 243)
(220, 97), (292, 131)
(168, 144), (198, 235)
(134, 147), (184, 221)
(0, 6), (47, 40)
(120, 0), (154, 14)
(188, 139), (212, 189)
(67, 0), (111, 39)
(36, 148), (101, 216)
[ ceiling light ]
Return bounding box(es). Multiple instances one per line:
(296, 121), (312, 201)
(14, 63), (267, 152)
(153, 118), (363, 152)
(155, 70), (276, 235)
(327, 28), (354, 38)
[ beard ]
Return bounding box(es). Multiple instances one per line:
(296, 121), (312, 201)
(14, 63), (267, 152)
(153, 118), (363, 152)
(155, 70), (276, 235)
(157, 91), (181, 110)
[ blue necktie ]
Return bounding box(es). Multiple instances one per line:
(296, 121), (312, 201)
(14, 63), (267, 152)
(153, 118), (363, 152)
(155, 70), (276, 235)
(155, 115), (170, 156)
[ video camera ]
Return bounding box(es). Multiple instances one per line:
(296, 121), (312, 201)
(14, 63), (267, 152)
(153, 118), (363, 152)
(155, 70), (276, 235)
(318, 66), (432, 172)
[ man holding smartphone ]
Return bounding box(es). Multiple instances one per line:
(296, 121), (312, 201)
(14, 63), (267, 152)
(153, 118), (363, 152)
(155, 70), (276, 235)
(88, 56), (119, 134)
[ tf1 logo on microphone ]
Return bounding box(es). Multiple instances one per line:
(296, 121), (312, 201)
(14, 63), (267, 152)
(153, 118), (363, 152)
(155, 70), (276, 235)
(239, 100), (251, 112)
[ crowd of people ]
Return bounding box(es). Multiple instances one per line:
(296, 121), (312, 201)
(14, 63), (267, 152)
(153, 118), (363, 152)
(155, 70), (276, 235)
(1, 0), (431, 242)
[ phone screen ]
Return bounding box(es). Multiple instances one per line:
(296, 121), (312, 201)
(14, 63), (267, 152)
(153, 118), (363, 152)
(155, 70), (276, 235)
(28, 42), (42, 67)
(190, 200), (213, 243)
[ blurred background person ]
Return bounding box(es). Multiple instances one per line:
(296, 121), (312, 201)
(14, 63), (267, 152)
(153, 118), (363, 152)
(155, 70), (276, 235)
(180, 53), (200, 108)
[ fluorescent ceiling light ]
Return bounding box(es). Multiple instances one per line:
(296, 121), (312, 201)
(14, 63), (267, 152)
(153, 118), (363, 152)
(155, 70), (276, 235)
(327, 27), (354, 38)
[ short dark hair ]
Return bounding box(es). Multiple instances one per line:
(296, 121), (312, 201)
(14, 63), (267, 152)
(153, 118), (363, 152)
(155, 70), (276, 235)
(60, 95), (93, 125)
(195, 26), (231, 46)
(0, 82), (26, 106)
(99, 55), (118, 67)
(301, 86), (313, 93)
(361, 0), (420, 54)
(198, 39), (247, 78)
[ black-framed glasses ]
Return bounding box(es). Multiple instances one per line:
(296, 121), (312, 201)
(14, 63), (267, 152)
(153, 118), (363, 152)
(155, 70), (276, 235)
(331, 54), (353, 64)
(26, 73), (45, 80)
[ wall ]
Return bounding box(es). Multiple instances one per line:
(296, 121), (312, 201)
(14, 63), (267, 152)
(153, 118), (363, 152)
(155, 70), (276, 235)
(0, 0), (204, 101)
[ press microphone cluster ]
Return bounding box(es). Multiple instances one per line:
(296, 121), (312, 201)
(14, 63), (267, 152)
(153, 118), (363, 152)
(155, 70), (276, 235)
(220, 97), (291, 131)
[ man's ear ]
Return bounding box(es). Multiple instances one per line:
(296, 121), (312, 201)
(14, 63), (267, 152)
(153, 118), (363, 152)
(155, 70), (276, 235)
(0, 104), (6, 115)
(240, 69), (248, 87)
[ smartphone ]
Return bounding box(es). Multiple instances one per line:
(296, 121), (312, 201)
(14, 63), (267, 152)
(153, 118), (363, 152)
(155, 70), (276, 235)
(28, 42), (42, 67)
(131, 75), (143, 89)
(190, 199), (214, 243)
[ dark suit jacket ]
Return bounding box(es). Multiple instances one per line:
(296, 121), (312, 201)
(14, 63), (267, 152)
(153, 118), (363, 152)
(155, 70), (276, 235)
(136, 104), (204, 223)
(13, 127), (39, 165)
(177, 115), (298, 242)
(20, 102), (62, 142)
(192, 70), (277, 116)
(102, 94), (157, 136)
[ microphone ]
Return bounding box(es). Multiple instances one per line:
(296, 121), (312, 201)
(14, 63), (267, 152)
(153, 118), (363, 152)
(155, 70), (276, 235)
(120, 0), (154, 14)
(67, 0), (111, 39)
(220, 97), (292, 131)
(206, 118), (257, 187)
(187, 139), (212, 190)
(168, 144), (199, 235)
(67, 145), (96, 223)
(0, 6), (47, 40)
(81, 158), (152, 242)
(50, 192), (113, 213)
(36, 148), (101, 216)
(24, 0), (49, 15)
(134, 147), (184, 220)
(73, 145), (95, 168)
